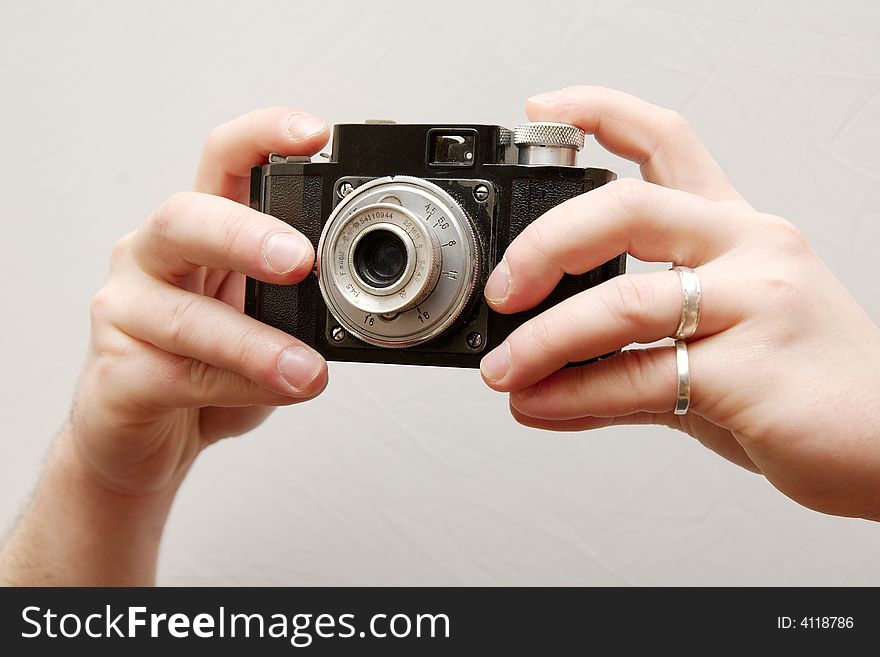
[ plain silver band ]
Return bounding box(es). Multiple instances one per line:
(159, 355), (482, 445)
(674, 340), (690, 415)
(671, 265), (702, 341)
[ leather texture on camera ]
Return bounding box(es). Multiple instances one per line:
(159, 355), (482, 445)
(258, 175), (323, 346)
(505, 177), (626, 333)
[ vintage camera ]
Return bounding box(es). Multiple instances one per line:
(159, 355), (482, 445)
(245, 121), (625, 368)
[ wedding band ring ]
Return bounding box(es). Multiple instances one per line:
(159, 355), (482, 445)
(674, 339), (690, 415)
(671, 265), (701, 341)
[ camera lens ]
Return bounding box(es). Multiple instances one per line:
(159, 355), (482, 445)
(318, 178), (479, 348)
(352, 229), (408, 289)
(345, 220), (421, 301)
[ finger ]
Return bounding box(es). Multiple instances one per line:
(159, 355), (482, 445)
(200, 406), (277, 444)
(526, 85), (745, 203)
(129, 191), (314, 283)
(214, 271), (246, 310)
(103, 279), (328, 398)
(510, 407), (677, 432)
(485, 178), (743, 313)
(508, 346), (705, 418)
(194, 107), (329, 201)
(481, 265), (740, 391)
(91, 330), (309, 409)
(509, 400), (759, 472)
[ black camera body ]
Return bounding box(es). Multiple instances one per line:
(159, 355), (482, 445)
(245, 122), (624, 368)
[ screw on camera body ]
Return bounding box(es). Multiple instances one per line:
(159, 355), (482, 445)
(331, 326), (346, 342)
(466, 332), (484, 350)
(337, 181), (354, 199)
(473, 184), (490, 203)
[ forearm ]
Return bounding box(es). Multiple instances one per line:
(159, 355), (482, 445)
(0, 426), (179, 586)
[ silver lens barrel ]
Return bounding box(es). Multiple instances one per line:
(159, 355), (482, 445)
(348, 221), (419, 298)
(317, 176), (480, 348)
(326, 203), (441, 315)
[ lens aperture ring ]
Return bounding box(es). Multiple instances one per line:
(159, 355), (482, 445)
(331, 204), (441, 315)
(318, 177), (479, 348)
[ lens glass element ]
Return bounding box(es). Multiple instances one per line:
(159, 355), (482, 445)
(353, 229), (407, 289)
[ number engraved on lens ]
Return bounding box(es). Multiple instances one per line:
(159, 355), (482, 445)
(317, 177), (479, 348)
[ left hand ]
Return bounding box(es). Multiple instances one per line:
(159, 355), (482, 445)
(0, 108), (330, 585)
(479, 86), (880, 520)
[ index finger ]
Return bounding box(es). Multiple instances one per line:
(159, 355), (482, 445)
(130, 191), (314, 284)
(526, 86), (746, 204)
(194, 107), (330, 201)
(485, 179), (742, 314)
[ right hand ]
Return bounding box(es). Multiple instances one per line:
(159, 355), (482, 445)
(69, 108), (331, 498)
(480, 87), (880, 520)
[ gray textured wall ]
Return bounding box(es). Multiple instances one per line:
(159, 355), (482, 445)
(1, 0), (879, 585)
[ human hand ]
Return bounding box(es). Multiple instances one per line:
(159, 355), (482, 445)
(71, 108), (330, 498)
(0, 108), (332, 585)
(481, 86), (880, 520)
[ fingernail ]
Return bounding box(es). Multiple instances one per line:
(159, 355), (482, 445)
(286, 112), (326, 141)
(480, 342), (511, 383)
(278, 346), (324, 393)
(264, 232), (311, 274)
(484, 258), (510, 305)
(528, 89), (563, 104)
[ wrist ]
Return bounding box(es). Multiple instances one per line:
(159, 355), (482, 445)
(0, 426), (182, 585)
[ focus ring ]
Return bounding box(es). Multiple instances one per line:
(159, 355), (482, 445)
(317, 176), (480, 348)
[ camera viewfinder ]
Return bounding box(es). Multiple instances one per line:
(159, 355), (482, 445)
(427, 129), (477, 167)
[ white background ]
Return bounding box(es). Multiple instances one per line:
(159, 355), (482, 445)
(1, 0), (879, 585)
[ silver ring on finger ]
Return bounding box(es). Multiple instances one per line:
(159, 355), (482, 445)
(674, 339), (691, 415)
(670, 265), (702, 341)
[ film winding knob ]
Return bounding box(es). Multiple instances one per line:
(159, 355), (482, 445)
(513, 121), (585, 166)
